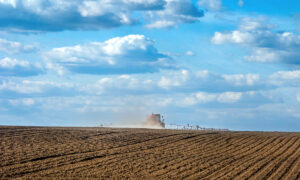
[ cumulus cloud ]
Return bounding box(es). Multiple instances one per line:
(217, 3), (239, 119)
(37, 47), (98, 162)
(211, 17), (300, 65)
(146, 0), (204, 29)
(84, 74), (155, 95)
(0, 80), (77, 97)
(44, 34), (175, 75)
(243, 48), (280, 63)
(195, 92), (216, 103)
(217, 92), (242, 103)
(0, 0), (203, 32)
(269, 70), (300, 87)
(54, 91), (272, 114)
(79, 69), (266, 97)
(212, 31), (253, 44)
(0, 38), (37, 54)
(77, 0), (165, 25)
(180, 90), (275, 108)
(0, 57), (44, 76)
(198, 0), (222, 11)
(271, 70), (300, 80)
(183, 91), (242, 105)
(9, 98), (35, 106)
(145, 20), (176, 29)
(157, 69), (263, 92)
(222, 74), (260, 86)
(0, 68), (273, 101)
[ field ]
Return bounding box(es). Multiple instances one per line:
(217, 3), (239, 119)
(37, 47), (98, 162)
(0, 126), (299, 179)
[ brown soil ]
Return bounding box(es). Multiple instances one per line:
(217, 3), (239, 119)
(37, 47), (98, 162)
(0, 126), (299, 179)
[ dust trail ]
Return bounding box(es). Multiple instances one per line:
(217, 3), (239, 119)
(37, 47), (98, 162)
(106, 113), (166, 129)
(110, 124), (165, 129)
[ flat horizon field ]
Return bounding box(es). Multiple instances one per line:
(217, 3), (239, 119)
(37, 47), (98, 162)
(0, 126), (299, 179)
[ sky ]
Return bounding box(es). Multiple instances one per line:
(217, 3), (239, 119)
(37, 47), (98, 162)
(0, 0), (300, 131)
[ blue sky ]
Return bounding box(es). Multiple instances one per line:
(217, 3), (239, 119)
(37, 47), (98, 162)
(0, 0), (300, 131)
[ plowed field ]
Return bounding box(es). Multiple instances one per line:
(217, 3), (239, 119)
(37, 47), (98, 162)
(0, 126), (299, 179)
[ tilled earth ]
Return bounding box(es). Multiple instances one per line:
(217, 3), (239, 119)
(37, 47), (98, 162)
(0, 126), (299, 179)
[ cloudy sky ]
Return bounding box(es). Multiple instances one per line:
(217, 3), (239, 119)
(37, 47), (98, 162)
(0, 0), (299, 131)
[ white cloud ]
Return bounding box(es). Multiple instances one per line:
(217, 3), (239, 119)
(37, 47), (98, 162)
(78, 69), (266, 97)
(0, 57), (44, 76)
(0, 57), (29, 68)
(0, 0), (17, 8)
(157, 69), (262, 92)
(146, 0), (204, 29)
(76, 69), (268, 98)
(0, 81), (42, 94)
(0, 80), (76, 95)
(22, 98), (35, 106)
(90, 75), (143, 95)
(211, 17), (300, 64)
(78, 0), (166, 17)
(238, 17), (275, 31)
(217, 92), (242, 103)
(78, 69), (300, 103)
(211, 31), (253, 44)
(9, 98), (35, 106)
(269, 70), (300, 87)
(183, 96), (198, 106)
(0, 68), (267, 101)
(222, 74), (260, 86)
(243, 48), (280, 62)
(175, 90), (272, 107)
(271, 70), (300, 80)
(44, 34), (174, 75)
(145, 20), (176, 28)
(198, 0), (222, 11)
(185, 51), (195, 56)
(0, 38), (37, 54)
(196, 92), (216, 102)
(0, 0), (203, 32)
(157, 70), (189, 89)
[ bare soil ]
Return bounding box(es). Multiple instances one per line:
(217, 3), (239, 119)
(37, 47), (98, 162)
(0, 126), (299, 179)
